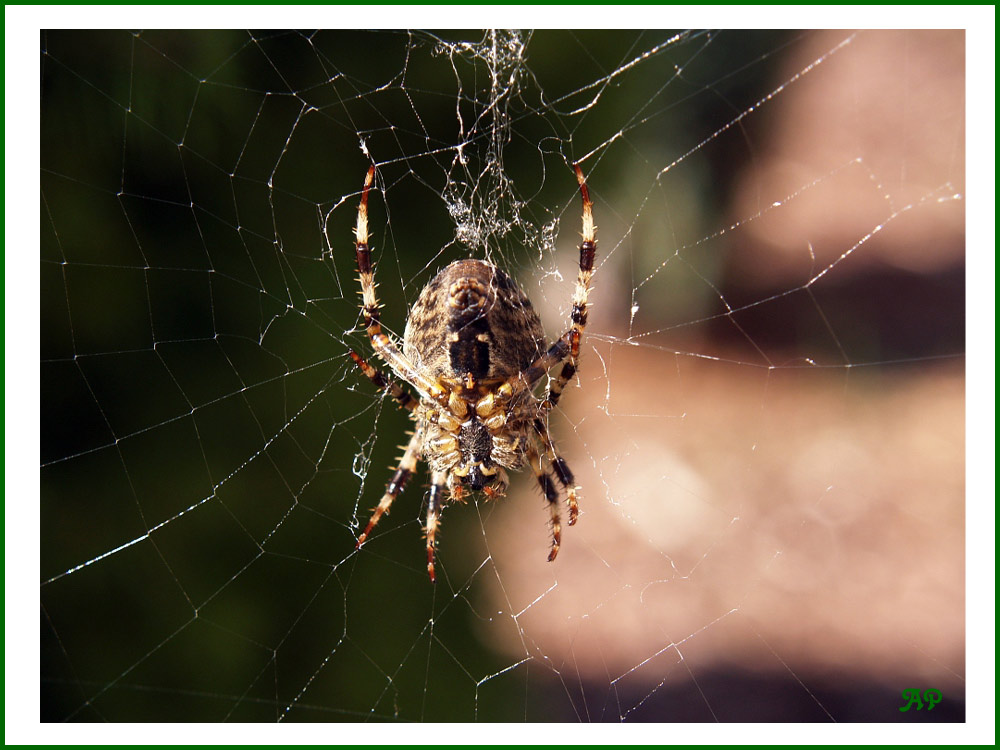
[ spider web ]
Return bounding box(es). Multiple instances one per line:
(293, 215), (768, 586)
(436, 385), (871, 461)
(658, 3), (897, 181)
(19, 9), (995, 740)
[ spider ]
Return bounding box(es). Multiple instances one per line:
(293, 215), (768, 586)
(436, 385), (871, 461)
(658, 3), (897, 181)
(349, 164), (596, 581)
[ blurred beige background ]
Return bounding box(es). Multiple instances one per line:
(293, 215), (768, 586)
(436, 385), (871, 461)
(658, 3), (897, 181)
(476, 30), (965, 709)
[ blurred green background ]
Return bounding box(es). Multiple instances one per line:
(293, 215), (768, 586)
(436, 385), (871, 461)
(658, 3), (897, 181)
(40, 29), (965, 722)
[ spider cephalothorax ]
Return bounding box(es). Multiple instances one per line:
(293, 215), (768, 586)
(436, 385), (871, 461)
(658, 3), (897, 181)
(349, 164), (596, 581)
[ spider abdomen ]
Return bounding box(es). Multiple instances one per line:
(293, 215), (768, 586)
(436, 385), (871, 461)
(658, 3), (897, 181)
(403, 259), (545, 384)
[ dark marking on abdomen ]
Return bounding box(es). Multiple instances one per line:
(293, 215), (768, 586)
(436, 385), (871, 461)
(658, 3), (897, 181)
(448, 315), (491, 379)
(403, 259), (545, 381)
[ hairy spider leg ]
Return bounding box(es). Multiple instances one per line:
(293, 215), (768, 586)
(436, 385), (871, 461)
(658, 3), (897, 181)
(475, 163), (597, 415)
(425, 472), (447, 582)
(354, 165), (449, 408)
(525, 444), (563, 561)
(355, 426), (423, 550)
(543, 163), (597, 412)
(533, 418), (580, 526)
(348, 350), (419, 413)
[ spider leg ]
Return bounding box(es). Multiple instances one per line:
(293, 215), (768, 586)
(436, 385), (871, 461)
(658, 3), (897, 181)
(542, 163), (597, 412)
(349, 350), (418, 413)
(533, 418), (580, 526)
(355, 426), (423, 550)
(541, 353), (578, 413)
(526, 443), (563, 562)
(424, 471), (447, 583)
(353, 166), (449, 407)
(474, 164), (597, 421)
